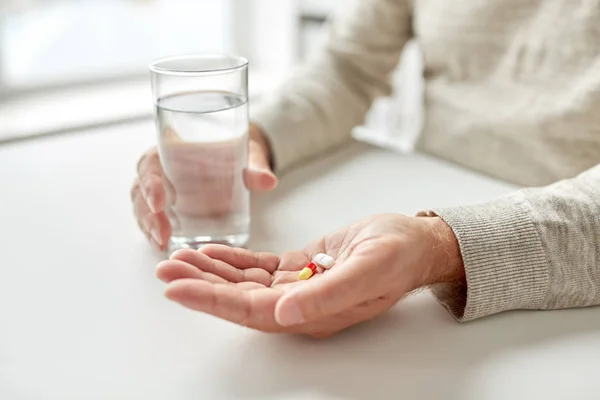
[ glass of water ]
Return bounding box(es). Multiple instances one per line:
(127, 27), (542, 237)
(149, 54), (250, 254)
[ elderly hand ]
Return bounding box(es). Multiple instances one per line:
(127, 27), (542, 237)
(156, 213), (464, 338)
(131, 125), (277, 251)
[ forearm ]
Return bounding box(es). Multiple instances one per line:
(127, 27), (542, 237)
(251, 0), (412, 173)
(419, 164), (600, 321)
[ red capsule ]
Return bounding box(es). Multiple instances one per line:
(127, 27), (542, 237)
(298, 261), (318, 280)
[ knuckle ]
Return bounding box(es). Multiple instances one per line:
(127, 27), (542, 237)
(146, 151), (161, 169)
(137, 147), (160, 173)
(136, 155), (148, 173)
(146, 146), (159, 158)
(142, 174), (164, 195)
(140, 177), (154, 196)
(130, 181), (140, 201)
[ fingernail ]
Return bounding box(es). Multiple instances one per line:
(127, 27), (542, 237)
(147, 195), (157, 213)
(275, 300), (304, 326)
(151, 228), (162, 245)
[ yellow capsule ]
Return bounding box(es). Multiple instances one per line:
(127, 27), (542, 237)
(297, 267), (314, 280)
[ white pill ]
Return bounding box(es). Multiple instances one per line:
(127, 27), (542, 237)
(313, 253), (334, 269)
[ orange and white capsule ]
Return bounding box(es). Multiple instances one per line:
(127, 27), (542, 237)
(297, 253), (335, 280)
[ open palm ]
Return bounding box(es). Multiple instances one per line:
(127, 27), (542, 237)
(157, 214), (446, 338)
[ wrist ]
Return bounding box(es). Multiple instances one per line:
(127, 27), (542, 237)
(420, 216), (465, 287)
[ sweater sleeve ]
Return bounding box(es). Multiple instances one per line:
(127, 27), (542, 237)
(251, 0), (412, 174)
(419, 164), (600, 322)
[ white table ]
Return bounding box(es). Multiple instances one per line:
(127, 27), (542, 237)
(1, 121), (600, 400)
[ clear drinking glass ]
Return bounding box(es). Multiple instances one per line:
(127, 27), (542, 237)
(149, 54), (250, 254)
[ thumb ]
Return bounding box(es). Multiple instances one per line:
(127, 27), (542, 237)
(274, 259), (372, 326)
(245, 138), (277, 192)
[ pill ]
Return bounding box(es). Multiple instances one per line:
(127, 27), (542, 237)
(313, 253), (334, 269)
(297, 261), (318, 280)
(297, 267), (313, 280)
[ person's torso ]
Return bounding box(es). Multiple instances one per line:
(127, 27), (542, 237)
(412, 0), (600, 186)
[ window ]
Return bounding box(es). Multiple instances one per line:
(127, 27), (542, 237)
(2, 0), (387, 143)
(0, 0), (251, 141)
(0, 0), (236, 93)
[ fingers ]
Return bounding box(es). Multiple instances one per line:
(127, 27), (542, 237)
(199, 245), (280, 274)
(136, 148), (167, 214)
(244, 169), (278, 193)
(132, 147), (172, 250)
(164, 279), (283, 330)
(156, 257), (268, 290)
(140, 172), (166, 214)
(132, 179), (171, 250)
(274, 257), (376, 327)
(156, 259), (230, 284)
(169, 248), (274, 286)
(245, 138), (277, 192)
(163, 274), (395, 337)
(269, 250), (316, 287)
(137, 147), (163, 176)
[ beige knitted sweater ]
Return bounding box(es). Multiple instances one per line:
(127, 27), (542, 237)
(251, 0), (600, 321)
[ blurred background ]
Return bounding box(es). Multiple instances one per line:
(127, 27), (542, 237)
(0, 0), (423, 149)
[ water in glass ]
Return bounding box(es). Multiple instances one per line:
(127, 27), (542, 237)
(156, 90), (250, 252)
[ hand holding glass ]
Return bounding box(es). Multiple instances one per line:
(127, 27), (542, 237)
(150, 55), (250, 254)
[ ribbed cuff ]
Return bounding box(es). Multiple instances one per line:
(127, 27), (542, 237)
(425, 196), (550, 321)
